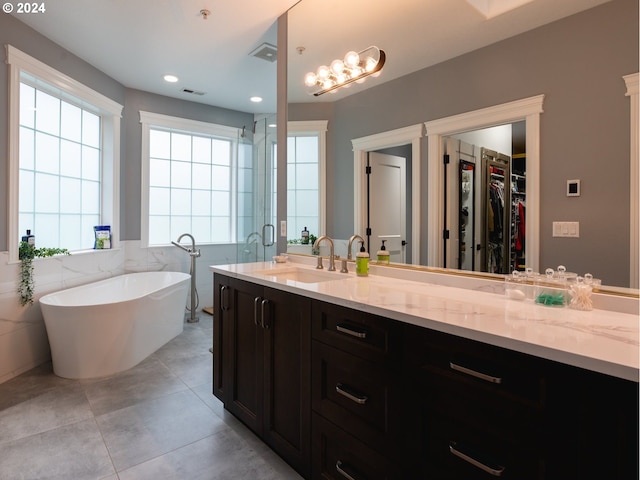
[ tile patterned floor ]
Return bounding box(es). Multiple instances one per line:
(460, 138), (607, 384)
(0, 316), (303, 480)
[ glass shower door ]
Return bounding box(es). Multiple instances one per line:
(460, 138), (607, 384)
(236, 114), (277, 263)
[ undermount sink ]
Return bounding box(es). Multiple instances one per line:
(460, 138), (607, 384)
(254, 267), (345, 284)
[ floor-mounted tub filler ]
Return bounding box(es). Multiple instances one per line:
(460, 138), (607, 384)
(40, 271), (190, 379)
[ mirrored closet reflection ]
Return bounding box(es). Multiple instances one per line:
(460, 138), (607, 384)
(444, 121), (526, 275)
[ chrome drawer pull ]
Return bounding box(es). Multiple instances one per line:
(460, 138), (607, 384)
(450, 361), (502, 384)
(336, 383), (368, 405)
(336, 323), (367, 339)
(449, 442), (505, 477)
(336, 460), (359, 480)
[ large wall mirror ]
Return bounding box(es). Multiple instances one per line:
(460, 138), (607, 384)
(285, 0), (639, 290)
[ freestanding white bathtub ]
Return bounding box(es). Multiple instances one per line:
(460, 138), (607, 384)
(40, 271), (190, 379)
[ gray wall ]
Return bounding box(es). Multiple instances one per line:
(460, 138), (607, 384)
(0, 13), (254, 249)
(288, 0), (639, 287)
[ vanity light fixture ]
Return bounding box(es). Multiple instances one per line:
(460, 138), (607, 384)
(303, 46), (386, 96)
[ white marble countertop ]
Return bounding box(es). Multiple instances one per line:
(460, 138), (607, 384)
(210, 257), (639, 382)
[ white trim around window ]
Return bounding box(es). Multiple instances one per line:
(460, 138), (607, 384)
(5, 44), (123, 262)
(288, 120), (328, 236)
(139, 110), (242, 247)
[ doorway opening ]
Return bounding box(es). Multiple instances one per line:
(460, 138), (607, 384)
(425, 95), (544, 273)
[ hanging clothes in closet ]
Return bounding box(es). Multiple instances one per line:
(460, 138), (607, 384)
(488, 167), (505, 273)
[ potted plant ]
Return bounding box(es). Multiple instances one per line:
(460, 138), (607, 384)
(18, 241), (69, 306)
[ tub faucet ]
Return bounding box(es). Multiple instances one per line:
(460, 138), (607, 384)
(347, 234), (365, 260)
(173, 233), (201, 258)
(313, 235), (336, 271)
(172, 233), (200, 323)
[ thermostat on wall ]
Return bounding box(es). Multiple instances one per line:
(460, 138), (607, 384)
(567, 179), (580, 197)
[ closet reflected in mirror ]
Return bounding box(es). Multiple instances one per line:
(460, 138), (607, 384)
(444, 121), (526, 275)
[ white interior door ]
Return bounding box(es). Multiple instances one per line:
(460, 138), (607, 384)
(368, 152), (406, 263)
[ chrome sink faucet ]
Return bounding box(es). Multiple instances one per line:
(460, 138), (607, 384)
(313, 235), (336, 271)
(347, 234), (365, 260)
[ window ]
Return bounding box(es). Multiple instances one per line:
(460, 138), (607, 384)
(139, 111), (241, 246)
(7, 45), (123, 260)
(287, 121), (327, 241)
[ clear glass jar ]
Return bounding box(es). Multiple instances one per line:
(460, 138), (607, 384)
(534, 268), (568, 307)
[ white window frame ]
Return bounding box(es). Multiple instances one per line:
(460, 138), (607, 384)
(139, 110), (242, 247)
(287, 120), (328, 236)
(6, 44), (123, 262)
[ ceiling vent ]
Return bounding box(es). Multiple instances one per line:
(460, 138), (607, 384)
(181, 88), (206, 96)
(250, 42), (277, 63)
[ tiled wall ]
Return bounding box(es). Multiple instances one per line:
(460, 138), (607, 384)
(0, 241), (239, 384)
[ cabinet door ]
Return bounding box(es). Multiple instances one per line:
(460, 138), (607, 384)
(212, 275), (229, 401)
(224, 278), (265, 435)
(263, 287), (311, 476)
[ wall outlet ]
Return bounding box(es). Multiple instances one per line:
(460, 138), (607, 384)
(280, 220), (287, 237)
(552, 221), (579, 237)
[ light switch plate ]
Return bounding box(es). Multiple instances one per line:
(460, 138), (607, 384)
(552, 221), (579, 237)
(280, 220), (287, 237)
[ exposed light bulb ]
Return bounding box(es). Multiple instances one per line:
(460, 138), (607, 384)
(344, 51), (360, 68)
(330, 59), (344, 75)
(304, 72), (318, 87)
(322, 79), (335, 89)
(364, 56), (377, 72)
(317, 65), (330, 80)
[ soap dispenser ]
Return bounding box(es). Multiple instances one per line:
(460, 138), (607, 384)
(376, 240), (390, 265)
(356, 241), (369, 277)
(301, 226), (309, 244)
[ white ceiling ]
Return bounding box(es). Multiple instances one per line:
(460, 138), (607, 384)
(13, 0), (612, 113)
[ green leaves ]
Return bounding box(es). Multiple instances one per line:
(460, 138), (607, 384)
(18, 241), (70, 306)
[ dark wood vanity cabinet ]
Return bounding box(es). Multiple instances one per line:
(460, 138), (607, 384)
(213, 275), (311, 477)
(213, 274), (638, 480)
(310, 300), (405, 480)
(403, 325), (639, 479)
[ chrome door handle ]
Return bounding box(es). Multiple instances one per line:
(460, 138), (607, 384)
(336, 383), (368, 405)
(220, 285), (228, 311)
(450, 361), (502, 384)
(336, 460), (359, 480)
(254, 297), (261, 326)
(262, 223), (274, 247)
(261, 299), (270, 329)
(449, 441), (505, 477)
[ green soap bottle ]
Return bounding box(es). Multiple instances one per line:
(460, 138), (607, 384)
(376, 240), (390, 265)
(356, 242), (369, 277)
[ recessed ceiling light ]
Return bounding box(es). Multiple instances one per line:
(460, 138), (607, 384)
(163, 74), (179, 83)
(250, 96), (263, 103)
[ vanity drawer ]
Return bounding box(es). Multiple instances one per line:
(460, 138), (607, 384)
(422, 413), (546, 480)
(311, 300), (400, 363)
(406, 326), (547, 409)
(312, 413), (403, 480)
(312, 341), (402, 456)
